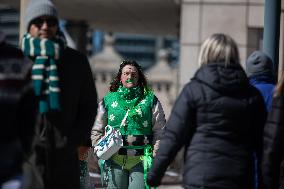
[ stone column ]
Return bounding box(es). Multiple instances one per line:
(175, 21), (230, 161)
(65, 20), (88, 55)
(179, 0), (247, 89)
(19, 0), (30, 42)
(179, 0), (202, 89)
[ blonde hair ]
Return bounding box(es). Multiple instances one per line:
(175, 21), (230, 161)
(274, 72), (284, 97)
(198, 33), (240, 66)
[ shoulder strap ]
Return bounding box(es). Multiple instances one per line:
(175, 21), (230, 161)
(120, 109), (129, 128)
(153, 95), (158, 106)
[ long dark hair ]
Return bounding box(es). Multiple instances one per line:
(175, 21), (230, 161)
(109, 60), (148, 92)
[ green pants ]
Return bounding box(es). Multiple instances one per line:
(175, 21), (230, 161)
(105, 160), (144, 189)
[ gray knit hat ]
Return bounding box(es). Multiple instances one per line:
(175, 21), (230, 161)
(25, 0), (58, 31)
(246, 51), (273, 77)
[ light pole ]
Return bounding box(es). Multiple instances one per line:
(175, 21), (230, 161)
(263, 0), (281, 79)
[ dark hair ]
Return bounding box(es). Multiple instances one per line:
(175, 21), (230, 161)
(109, 60), (148, 92)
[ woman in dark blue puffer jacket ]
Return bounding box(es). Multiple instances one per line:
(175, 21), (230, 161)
(147, 33), (267, 189)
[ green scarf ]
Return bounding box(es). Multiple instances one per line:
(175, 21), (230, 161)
(117, 85), (154, 118)
(117, 85), (144, 116)
(104, 85), (154, 135)
(21, 32), (66, 113)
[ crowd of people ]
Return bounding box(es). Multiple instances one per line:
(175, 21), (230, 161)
(0, 0), (284, 189)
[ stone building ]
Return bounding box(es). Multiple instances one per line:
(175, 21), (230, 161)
(179, 0), (284, 87)
(89, 34), (122, 101)
(146, 49), (178, 119)
(90, 34), (178, 119)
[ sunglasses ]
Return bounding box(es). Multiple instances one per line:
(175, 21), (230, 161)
(31, 17), (58, 28)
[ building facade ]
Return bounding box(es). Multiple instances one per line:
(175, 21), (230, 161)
(90, 33), (178, 120)
(179, 0), (284, 88)
(0, 6), (19, 46)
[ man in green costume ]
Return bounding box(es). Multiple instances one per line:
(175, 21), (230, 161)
(91, 60), (166, 189)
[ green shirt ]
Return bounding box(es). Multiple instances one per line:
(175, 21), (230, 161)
(103, 85), (155, 136)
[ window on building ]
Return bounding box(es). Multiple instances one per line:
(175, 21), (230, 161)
(0, 8), (20, 46)
(247, 28), (263, 56)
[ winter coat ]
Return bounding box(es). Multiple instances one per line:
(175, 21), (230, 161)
(24, 47), (98, 189)
(147, 62), (267, 189)
(40, 47), (98, 147)
(91, 96), (166, 155)
(249, 75), (275, 112)
(0, 33), (36, 184)
(262, 90), (284, 189)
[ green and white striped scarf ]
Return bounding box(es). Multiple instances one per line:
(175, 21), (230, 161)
(21, 32), (66, 113)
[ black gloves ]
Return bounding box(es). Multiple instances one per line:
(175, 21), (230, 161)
(146, 172), (162, 187)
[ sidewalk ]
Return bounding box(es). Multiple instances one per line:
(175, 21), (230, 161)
(89, 170), (182, 188)
(158, 185), (183, 189)
(95, 185), (183, 189)
(87, 153), (183, 188)
(95, 185), (182, 189)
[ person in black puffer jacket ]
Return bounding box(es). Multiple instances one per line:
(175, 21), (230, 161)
(147, 33), (267, 189)
(0, 31), (37, 189)
(262, 73), (284, 189)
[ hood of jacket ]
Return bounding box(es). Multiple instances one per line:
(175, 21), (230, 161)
(193, 62), (249, 95)
(246, 50), (273, 78)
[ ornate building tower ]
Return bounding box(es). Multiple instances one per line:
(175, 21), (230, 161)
(146, 49), (177, 119)
(89, 33), (122, 101)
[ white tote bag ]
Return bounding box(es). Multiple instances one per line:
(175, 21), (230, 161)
(94, 110), (128, 160)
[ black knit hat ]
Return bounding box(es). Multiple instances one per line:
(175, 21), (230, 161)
(246, 51), (273, 77)
(25, 0), (58, 31)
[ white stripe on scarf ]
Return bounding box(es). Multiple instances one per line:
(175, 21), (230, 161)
(29, 38), (35, 57)
(49, 76), (59, 81)
(43, 76), (59, 83)
(46, 65), (57, 71)
(33, 64), (45, 69)
(40, 39), (47, 56)
(49, 86), (60, 92)
(54, 43), (60, 60)
(32, 75), (44, 80)
(33, 64), (57, 72)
